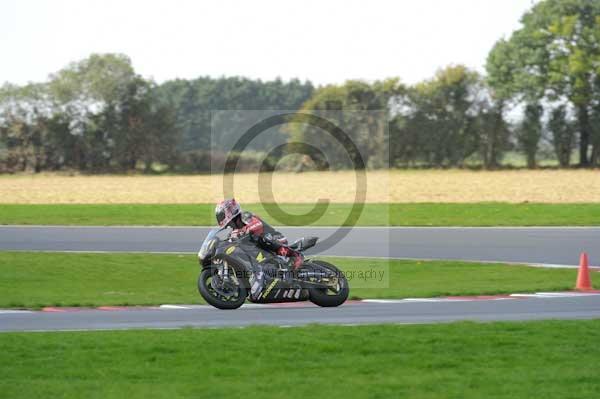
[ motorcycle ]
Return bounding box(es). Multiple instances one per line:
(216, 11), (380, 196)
(197, 227), (349, 309)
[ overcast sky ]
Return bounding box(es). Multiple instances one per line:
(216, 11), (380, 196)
(1, 0), (538, 86)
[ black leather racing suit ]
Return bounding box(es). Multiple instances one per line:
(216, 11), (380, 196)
(230, 211), (302, 299)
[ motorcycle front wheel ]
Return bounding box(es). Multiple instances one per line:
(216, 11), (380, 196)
(198, 265), (247, 310)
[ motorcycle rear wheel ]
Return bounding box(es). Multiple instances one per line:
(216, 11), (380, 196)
(308, 260), (349, 307)
(198, 266), (246, 310)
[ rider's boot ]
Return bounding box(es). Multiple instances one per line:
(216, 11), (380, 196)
(275, 255), (302, 281)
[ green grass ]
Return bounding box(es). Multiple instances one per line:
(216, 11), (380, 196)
(1, 321), (600, 398)
(1, 203), (599, 226)
(0, 252), (581, 308)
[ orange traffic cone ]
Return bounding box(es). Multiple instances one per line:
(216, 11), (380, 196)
(575, 252), (593, 291)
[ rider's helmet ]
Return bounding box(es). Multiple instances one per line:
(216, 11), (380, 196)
(215, 198), (241, 227)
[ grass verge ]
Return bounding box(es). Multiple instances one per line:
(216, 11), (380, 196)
(1, 321), (600, 398)
(0, 252), (580, 308)
(0, 203), (599, 226)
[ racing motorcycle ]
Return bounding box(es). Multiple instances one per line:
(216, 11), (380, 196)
(197, 227), (349, 309)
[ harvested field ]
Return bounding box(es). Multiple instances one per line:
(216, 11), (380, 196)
(0, 170), (599, 203)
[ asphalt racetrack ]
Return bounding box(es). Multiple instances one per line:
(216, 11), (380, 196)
(2, 294), (600, 332)
(2, 225), (599, 331)
(1, 226), (599, 265)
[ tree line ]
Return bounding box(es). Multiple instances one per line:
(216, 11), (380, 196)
(0, 54), (180, 173)
(0, 54), (315, 173)
(1, 0), (599, 173)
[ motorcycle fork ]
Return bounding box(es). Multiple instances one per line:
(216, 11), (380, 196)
(217, 261), (240, 286)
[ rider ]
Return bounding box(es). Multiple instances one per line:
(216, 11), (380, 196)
(215, 198), (303, 299)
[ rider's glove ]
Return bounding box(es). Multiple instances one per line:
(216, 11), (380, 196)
(230, 230), (241, 240)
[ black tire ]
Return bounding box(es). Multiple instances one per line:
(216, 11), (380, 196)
(308, 260), (349, 307)
(198, 266), (246, 310)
